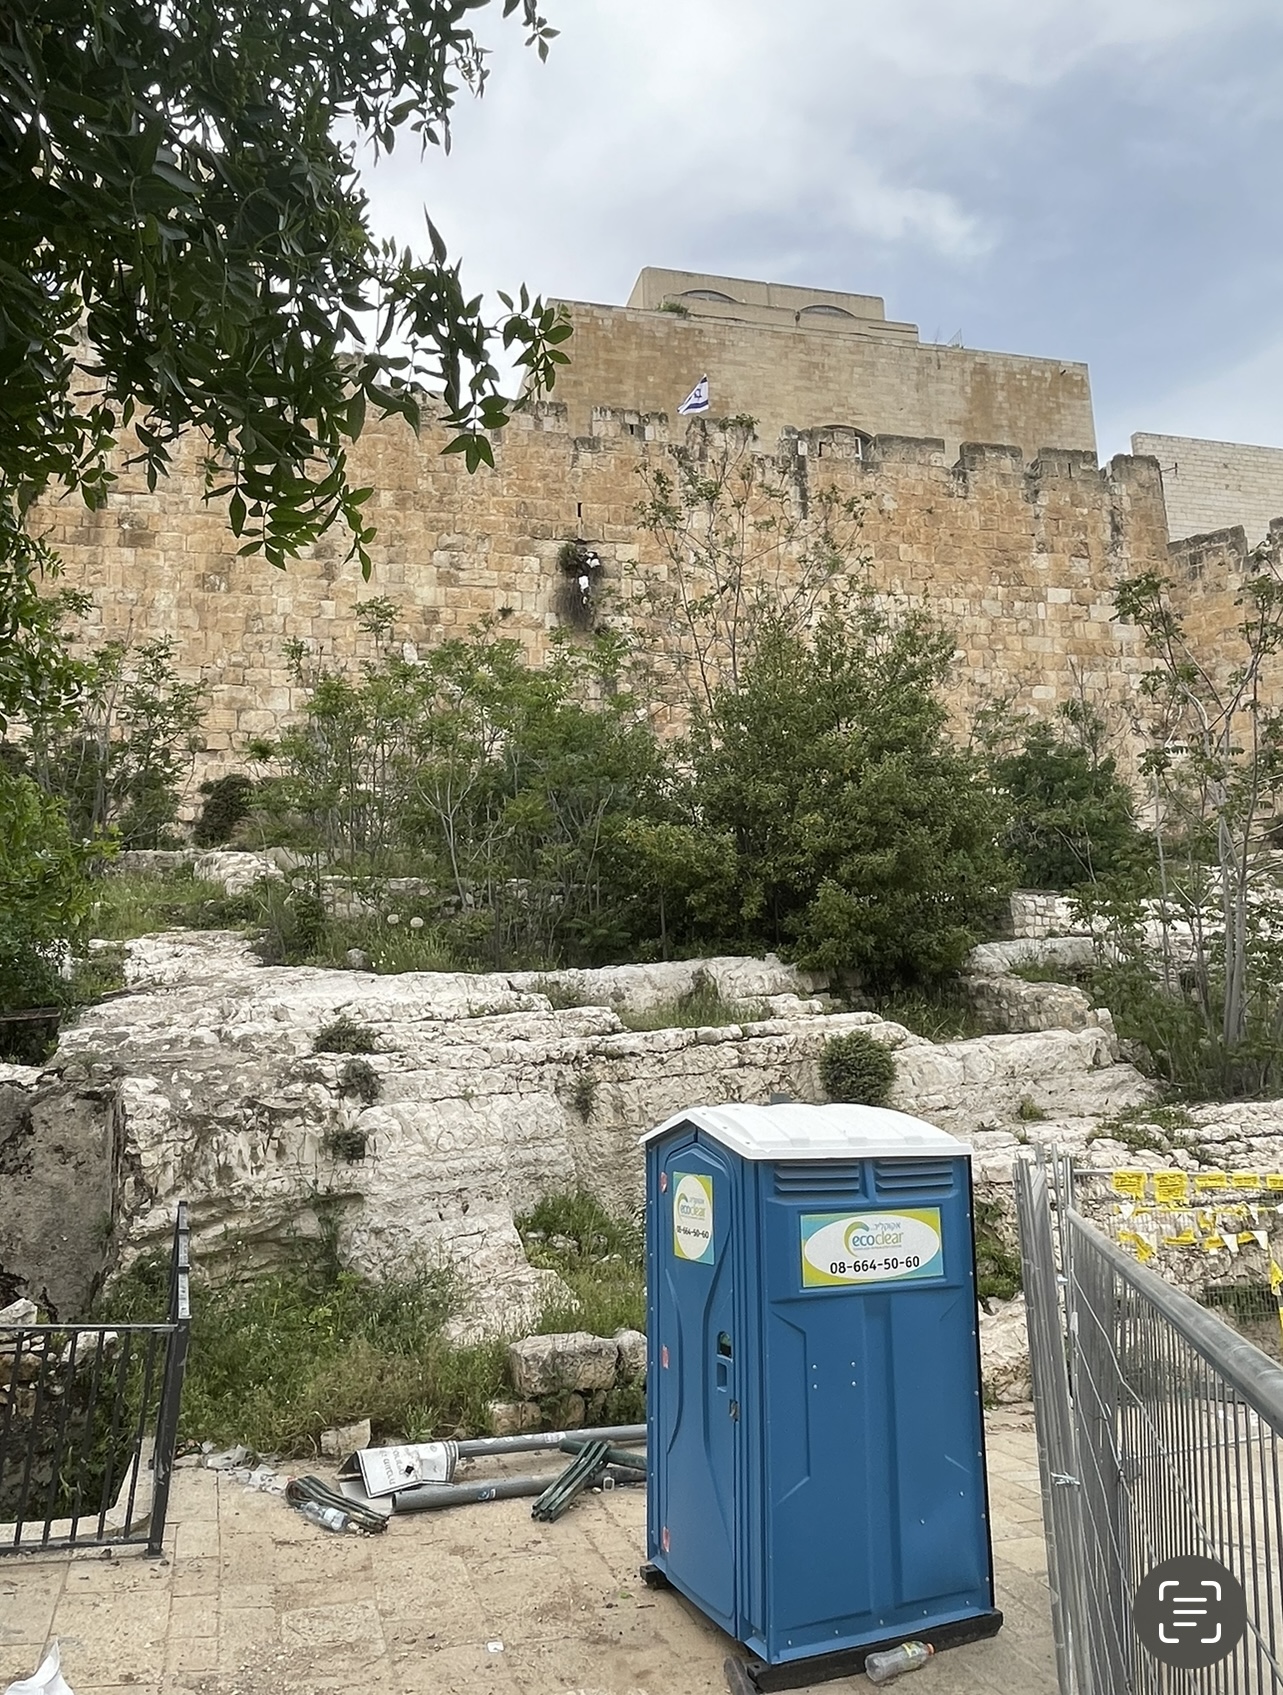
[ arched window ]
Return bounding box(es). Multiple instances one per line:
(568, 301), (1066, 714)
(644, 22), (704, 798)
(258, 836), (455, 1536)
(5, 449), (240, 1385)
(800, 303), (856, 319)
(680, 289), (738, 303)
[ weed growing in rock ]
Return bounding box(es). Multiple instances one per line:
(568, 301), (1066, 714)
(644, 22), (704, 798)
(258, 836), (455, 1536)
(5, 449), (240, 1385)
(532, 976), (590, 1010)
(568, 1071), (597, 1120)
(1087, 1102), (1193, 1153)
(973, 1196), (1023, 1302)
(90, 868), (258, 940)
(518, 1190), (646, 1355)
(818, 1029), (897, 1106)
(617, 976), (758, 1032)
(1017, 1096), (1048, 1123)
(324, 1125), (368, 1161)
(339, 1056), (381, 1105)
(314, 1013), (377, 1054)
(869, 984), (987, 1041)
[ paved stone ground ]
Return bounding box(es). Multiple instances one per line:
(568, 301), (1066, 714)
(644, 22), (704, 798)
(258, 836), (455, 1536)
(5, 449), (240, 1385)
(0, 1411), (1055, 1695)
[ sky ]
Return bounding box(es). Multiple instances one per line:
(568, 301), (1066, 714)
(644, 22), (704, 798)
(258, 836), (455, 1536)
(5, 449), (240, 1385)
(358, 0), (1283, 460)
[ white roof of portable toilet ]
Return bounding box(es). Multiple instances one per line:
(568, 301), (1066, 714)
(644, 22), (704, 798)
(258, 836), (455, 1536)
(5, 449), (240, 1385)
(640, 1102), (970, 1163)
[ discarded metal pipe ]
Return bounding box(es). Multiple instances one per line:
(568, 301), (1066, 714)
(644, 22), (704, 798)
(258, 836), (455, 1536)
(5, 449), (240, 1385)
(560, 1439), (648, 1471)
(533, 1439), (610, 1523)
(393, 1464), (643, 1514)
(453, 1423), (645, 1459)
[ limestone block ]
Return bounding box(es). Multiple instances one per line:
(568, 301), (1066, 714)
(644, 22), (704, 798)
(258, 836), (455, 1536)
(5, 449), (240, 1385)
(963, 973), (1100, 1035)
(320, 1418), (371, 1458)
(487, 1399), (543, 1436)
(966, 937), (1095, 976)
(192, 850), (282, 896)
(980, 1296), (1031, 1404)
(508, 1332), (620, 1396)
(613, 1328), (648, 1382)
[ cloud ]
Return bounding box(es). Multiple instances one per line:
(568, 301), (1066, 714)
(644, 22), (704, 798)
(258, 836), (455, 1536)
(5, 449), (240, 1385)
(356, 0), (1283, 452)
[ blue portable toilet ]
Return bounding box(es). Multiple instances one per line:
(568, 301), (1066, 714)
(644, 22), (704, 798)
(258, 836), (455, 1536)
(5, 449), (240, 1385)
(641, 1102), (1002, 1689)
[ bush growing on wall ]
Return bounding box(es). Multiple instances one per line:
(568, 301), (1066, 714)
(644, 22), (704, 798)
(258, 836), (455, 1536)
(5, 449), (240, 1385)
(818, 1030), (897, 1106)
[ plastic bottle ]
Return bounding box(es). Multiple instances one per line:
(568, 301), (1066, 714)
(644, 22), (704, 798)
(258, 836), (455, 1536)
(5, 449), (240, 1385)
(864, 1641), (934, 1685)
(296, 1499), (351, 1534)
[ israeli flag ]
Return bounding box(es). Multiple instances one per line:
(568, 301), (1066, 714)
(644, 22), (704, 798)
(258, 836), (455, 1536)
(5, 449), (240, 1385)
(678, 375), (710, 415)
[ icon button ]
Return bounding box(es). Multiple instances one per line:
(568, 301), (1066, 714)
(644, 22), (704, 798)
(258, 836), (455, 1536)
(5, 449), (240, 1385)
(1134, 1556), (1247, 1669)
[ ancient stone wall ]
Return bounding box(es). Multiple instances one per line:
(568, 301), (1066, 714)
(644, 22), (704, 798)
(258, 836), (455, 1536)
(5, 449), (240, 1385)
(32, 404), (1198, 784)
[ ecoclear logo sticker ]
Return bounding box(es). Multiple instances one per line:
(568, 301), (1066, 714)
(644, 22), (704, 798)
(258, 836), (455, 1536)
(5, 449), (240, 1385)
(673, 1172), (715, 1264)
(800, 1209), (943, 1287)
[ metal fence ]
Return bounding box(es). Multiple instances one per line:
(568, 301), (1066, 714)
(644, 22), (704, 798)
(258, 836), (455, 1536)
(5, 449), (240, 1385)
(1017, 1153), (1283, 1695)
(0, 1202), (190, 1556)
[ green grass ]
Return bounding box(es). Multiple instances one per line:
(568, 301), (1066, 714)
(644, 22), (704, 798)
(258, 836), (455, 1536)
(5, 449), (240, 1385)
(300, 913), (460, 974)
(617, 979), (761, 1032)
(870, 983), (987, 1042)
(1087, 1101), (1195, 1152)
(1009, 960), (1088, 987)
(89, 868), (258, 940)
(101, 1239), (509, 1454)
(95, 1190), (652, 1454)
(518, 1191), (646, 1337)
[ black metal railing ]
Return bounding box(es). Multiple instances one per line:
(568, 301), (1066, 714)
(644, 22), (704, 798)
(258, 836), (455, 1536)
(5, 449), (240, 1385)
(0, 1202), (190, 1556)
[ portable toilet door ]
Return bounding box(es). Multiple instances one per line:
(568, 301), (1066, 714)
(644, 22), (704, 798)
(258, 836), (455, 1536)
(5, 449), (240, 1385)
(644, 1119), (743, 1638)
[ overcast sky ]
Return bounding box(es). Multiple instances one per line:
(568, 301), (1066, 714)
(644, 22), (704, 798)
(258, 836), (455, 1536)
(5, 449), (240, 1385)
(360, 0), (1283, 460)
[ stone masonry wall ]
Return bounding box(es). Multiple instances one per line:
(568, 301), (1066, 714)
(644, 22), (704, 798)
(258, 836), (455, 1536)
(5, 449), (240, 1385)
(1133, 432), (1283, 545)
(31, 403), (1186, 786)
(556, 301), (1096, 460)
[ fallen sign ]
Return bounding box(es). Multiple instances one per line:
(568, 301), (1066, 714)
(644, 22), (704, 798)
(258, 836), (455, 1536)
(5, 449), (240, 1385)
(338, 1440), (459, 1498)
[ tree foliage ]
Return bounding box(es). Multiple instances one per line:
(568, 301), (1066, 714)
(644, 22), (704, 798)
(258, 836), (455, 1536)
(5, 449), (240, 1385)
(0, 768), (103, 1055)
(1081, 564), (1283, 1095)
(691, 598), (1012, 988)
(19, 634), (206, 848)
(633, 418), (866, 715)
(991, 702), (1150, 891)
(1, 0), (569, 569)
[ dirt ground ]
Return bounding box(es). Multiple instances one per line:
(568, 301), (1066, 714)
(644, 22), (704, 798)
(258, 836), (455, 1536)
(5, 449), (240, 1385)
(0, 1410), (1057, 1695)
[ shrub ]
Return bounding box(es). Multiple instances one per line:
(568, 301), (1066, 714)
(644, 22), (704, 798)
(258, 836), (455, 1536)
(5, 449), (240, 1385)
(254, 882), (328, 964)
(339, 1056), (381, 1104)
(193, 774), (256, 846)
(0, 768), (102, 1060)
(324, 1124), (369, 1161)
(98, 1240), (507, 1453)
(314, 1013), (378, 1054)
(818, 1029), (897, 1106)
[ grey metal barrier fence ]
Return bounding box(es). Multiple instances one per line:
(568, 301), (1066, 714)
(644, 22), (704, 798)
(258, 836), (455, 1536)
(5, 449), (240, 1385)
(0, 1202), (190, 1556)
(1017, 1154), (1283, 1695)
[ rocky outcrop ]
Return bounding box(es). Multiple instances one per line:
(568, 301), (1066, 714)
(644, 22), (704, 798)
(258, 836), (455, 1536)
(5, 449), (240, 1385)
(0, 1065), (126, 1318)
(29, 931), (1159, 1337)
